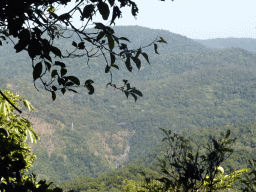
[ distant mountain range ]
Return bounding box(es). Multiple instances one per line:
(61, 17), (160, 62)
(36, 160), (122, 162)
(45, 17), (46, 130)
(194, 37), (256, 52)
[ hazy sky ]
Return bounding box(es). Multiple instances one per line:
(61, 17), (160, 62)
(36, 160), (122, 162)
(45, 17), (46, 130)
(57, 0), (256, 40)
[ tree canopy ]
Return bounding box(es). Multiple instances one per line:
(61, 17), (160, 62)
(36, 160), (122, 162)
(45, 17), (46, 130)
(0, 0), (168, 101)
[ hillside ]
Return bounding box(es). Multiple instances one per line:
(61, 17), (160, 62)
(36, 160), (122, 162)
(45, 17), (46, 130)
(194, 37), (256, 52)
(1, 26), (256, 184)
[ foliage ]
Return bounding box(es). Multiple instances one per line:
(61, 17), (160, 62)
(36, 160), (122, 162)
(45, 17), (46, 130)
(0, 90), (69, 191)
(0, 0), (167, 101)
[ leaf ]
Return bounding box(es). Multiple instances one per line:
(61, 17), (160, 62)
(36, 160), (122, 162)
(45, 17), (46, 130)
(51, 46), (62, 57)
(105, 65), (110, 73)
(124, 91), (129, 98)
(67, 76), (80, 85)
(33, 62), (43, 81)
(129, 89), (143, 97)
(28, 39), (41, 59)
(45, 61), (51, 71)
(52, 86), (57, 91)
(110, 52), (115, 65)
(55, 61), (66, 68)
(78, 42), (85, 49)
(66, 82), (74, 86)
(154, 43), (159, 54)
(97, 31), (105, 41)
(51, 91), (56, 101)
(157, 37), (167, 44)
(107, 35), (114, 51)
(61, 88), (66, 95)
(119, 37), (130, 42)
(130, 93), (137, 102)
(225, 129), (231, 138)
(85, 84), (94, 95)
(68, 89), (77, 93)
(141, 52), (150, 64)
(131, 57), (141, 69)
(98, 2), (110, 20)
(81, 4), (94, 20)
(108, 0), (114, 6)
(61, 68), (67, 77)
(125, 56), (132, 72)
(72, 41), (77, 47)
(112, 35), (119, 44)
(111, 64), (119, 70)
(51, 69), (58, 78)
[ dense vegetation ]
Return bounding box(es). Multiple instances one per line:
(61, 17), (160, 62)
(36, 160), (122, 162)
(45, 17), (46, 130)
(1, 26), (256, 190)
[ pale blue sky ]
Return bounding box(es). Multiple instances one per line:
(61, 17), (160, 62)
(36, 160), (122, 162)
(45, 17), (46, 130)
(56, 0), (256, 40)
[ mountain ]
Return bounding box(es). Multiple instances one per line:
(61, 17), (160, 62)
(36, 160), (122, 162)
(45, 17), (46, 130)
(194, 37), (256, 52)
(1, 26), (256, 184)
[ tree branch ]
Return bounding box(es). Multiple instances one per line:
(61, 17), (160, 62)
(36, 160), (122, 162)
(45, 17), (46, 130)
(0, 90), (22, 114)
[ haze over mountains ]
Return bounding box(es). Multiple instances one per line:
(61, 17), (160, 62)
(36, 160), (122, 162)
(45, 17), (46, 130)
(1, 26), (256, 184)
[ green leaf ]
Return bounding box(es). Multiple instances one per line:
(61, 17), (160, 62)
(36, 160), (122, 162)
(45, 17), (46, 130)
(119, 37), (130, 42)
(110, 52), (115, 65)
(225, 129), (231, 138)
(98, 2), (110, 20)
(141, 52), (150, 64)
(154, 43), (159, 54)
(61, 68), (67, 77)
(129, 89), (143, 97)
(51, 46), (62, 57)
(33, 62), (43, 81)
(107, 35), (114, 51)
(67, 76), (80, 85)
(105, 65), (110, 73)
(51, 91), (56, 101)
(157, 37), (167, 44)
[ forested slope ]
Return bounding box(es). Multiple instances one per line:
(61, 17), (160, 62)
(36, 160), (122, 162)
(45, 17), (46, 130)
(1, 26), (256, 184)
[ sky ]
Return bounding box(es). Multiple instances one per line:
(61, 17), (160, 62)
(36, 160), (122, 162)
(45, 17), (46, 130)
(56, 0), (256, 40)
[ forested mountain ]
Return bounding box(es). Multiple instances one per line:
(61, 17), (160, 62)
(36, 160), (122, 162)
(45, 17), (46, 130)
(195, 37), (256, 52)
(1, 26), (256, 186)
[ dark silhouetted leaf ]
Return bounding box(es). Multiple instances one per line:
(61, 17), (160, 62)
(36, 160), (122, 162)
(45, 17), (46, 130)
(108, 0), (114, 6)
(45, 61), (51, 71)
(110, 52), (115, 65)
(131, 57), (141, 69)
(154, 43), (159, 54)
(125, 56), (132, 72)
(97, 31), (105, 41)
(72, 41), (77, 47)
(55, 61), (66, 68)
(51, 46), (62, 57)
(141, 52), (150, 64)
(78, 42), (85, 49)
(61, 68), (67, 77)
(129, 89), (143, 97)
(107, 35), (114, 51)
(119, 37), (130, 42)
(111, 64), (119, 70)
(68, 76), (80, 85)
(98, 2), (110, 20)
(51, 69), (58, 78)
(61, 88), (66, 95)
(52, 86), (57, 91)
(130, 93), (137, 102)
(225, 130), (231, 138)
(68, 89), (77, 93)
(51, 91), (56, 100)
(105, 65), (110, 73)
(33, 62), (42, 81)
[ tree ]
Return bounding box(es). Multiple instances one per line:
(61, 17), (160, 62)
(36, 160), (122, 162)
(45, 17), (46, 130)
(0, 0), (168, 102)
(0, 90), (70, 191)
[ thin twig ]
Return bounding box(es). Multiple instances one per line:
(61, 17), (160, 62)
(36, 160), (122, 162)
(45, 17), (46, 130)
(0, 90), (22, 114)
